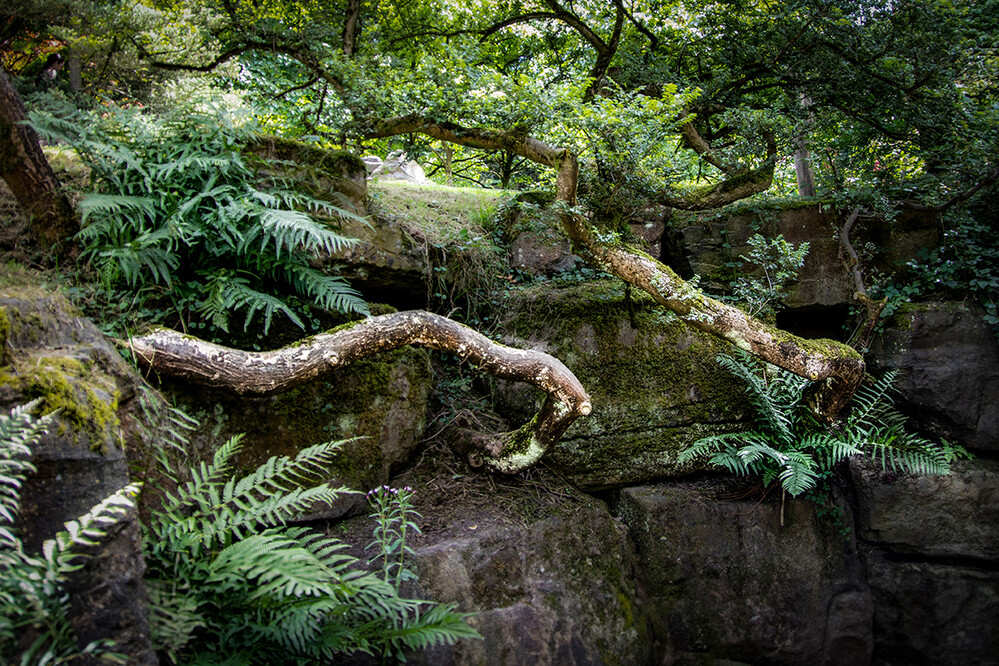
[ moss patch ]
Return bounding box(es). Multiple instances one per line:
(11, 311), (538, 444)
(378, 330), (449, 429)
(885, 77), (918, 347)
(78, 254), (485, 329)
(0, 354), (121, 453)
(249, 134), (366, 175)
(498, 280), (751, 488)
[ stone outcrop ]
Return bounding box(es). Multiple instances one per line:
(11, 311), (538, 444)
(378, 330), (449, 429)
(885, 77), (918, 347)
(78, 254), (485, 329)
(163, 339), (434, 520)
(248, 135), (368, 216)
(0, 287), (156, 664)
(614, 480), (872, 665)
(868, 301), (999, 452)
(850, 457), (999, 664)
(675, 204), (937, 308)
(328, 212), (430, 306)
(496, 281), (748, 489)
(411, 499), (650, 666)
(371, 150), (428, 183)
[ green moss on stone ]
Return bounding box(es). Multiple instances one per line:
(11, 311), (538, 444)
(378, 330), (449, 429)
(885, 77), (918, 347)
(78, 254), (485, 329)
(0, 356), (121, 453)
(250, 134), (367, 175)
(0, 307), (10, 364)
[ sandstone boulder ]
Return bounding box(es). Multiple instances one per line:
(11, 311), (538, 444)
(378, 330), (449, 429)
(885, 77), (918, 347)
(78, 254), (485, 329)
(868, 301), (999, 452)
(371, 150), (428, 183)
(615, 480), (873, 665)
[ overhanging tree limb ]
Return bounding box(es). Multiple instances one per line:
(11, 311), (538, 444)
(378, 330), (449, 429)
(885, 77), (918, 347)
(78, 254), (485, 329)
(124, 312), (592, 474)
(365, 115), (864, 417)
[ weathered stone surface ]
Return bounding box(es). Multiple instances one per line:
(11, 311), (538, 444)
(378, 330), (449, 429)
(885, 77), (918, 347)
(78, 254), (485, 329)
(863, 547), (999, 666)
(497, 281), (748, 489)
(409, 497), (650, 665)
(371, 150), (427, 183)
(615, 480), (872, 665)
(868, 301), (999, 451)
(508, 229), (576, 275)
(850, 457), (999, 561)
(675, 204), (937, 308)
(0, 287), (156, 664)
(330, 212), (430, 305)
(165, 345), (433, 520)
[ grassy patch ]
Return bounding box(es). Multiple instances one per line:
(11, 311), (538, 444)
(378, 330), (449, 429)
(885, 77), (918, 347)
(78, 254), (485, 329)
(368, 180), (514, 245)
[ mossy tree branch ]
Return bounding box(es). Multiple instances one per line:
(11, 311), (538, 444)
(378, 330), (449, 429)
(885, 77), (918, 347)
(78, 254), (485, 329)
(124, 311), (591, 474)
(365, 116), (865, 417)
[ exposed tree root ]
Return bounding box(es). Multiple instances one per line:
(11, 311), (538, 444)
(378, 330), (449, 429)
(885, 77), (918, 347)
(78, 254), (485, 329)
(124, 311), (591, 474)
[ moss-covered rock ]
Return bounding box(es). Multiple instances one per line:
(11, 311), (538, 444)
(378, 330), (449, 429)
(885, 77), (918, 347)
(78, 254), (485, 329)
(247, 134), (368, 216)
(163, 343), (433, 520)
(0, 282), (155, 663)
(496, 280), (749, 489)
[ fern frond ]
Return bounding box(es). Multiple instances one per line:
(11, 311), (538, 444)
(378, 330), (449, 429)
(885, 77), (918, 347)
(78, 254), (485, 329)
(78, 194), (158, 228)
(207, 528), (337, 600)
(197, 272), (304, 333)
(147, 579), (206, 661)
(255, 208), (356, 258)
(0, 401), (55, 548)
(230, 439), (347, 497)
(863, 427), (951, 476)
(848, 371), (899, 427)
(777, 450), (819, 496)
(279, 263), (370, 317)
(376, 602), (481, 653)
(717, 352), (799, 446)
(43, 483), (141, 574)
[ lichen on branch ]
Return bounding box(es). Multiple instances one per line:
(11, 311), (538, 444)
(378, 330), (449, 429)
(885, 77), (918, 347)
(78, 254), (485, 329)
(124, 311), (591, 474)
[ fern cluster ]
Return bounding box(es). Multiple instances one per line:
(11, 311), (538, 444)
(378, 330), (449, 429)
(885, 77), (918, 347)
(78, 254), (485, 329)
(29, 99), (368, 337)
(1, 401), (140, 665)
(679, 350), (964, 497)
(145, 434), (478, 664)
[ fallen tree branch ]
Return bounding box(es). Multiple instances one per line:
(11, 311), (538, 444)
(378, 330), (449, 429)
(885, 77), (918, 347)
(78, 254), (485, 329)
(124, 311), (591, 475)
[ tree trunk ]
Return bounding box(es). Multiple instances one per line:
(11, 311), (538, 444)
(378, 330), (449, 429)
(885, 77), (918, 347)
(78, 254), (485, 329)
(125, 311), (592, 474)
(0, 67), (78, 251)
(794, 94), (817, 197)
(794, 147), (816, 197)
(67, 50), (83, 93)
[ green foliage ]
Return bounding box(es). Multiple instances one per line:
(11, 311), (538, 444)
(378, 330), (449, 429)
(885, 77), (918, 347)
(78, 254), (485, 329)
(729, 233), (810, 319)
(366, 485), (420, 590)
(0, 400), (139, 665)
(28, 98), (368, 338)
(144, 434), (478, 664)
(883, 204), (999, 338)
(679, 350), (959, 497)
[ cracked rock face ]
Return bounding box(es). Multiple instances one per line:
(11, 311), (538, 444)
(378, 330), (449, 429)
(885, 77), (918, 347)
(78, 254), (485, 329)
(850, 457), (999, 664)
(406, 497), (650, 666)
(614, 479), (873, 666)
(868, 301), (999, 452)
